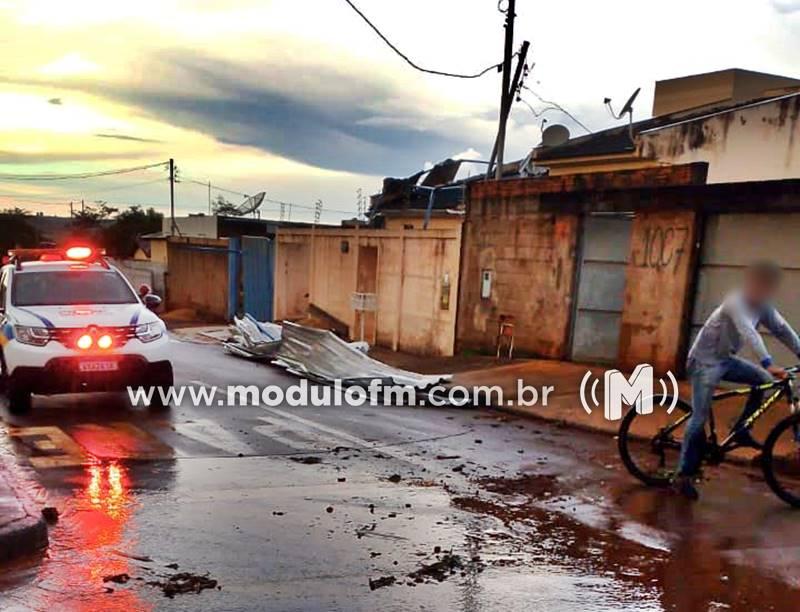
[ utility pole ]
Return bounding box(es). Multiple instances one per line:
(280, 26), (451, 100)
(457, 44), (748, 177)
(208, 180), (212, 215)
(69, 201), (73, 217)
(169, 158), (176, 235)
(493, 0), (516, 180)
(487, 38), (529, 179)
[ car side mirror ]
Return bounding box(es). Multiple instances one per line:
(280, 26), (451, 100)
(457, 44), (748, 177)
(143, 294), (162, 311)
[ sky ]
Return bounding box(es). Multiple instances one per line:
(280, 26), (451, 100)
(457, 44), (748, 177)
(1, 0), (799, 223)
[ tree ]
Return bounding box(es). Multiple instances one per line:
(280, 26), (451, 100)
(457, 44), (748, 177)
(103, 205), (164, 258)
(0, 208), (38, 253)
(71, 201), (118, 229)
(212, 194), (241, 216)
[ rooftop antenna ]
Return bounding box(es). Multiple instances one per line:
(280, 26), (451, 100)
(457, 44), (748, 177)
(234, 191), (265, 217)
(604, 87), (641, 140)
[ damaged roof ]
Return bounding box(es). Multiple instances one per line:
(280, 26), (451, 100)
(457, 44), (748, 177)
(534, 90), (800, 162)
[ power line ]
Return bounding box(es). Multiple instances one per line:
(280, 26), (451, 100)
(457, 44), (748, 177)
(341, 0), (506, 79)
(520, 84), (592, 134)
(517, 97), (561, 118)
(182, 175), (357, 216)
(0, 160), (168, 181)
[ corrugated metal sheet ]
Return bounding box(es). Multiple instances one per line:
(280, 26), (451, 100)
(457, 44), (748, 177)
(692, 213), (800, 365)
(570, 215), (632, 363)
(273, 322), (451, 389)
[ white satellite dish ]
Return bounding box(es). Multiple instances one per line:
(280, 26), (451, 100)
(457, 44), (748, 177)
(235, 191), (265, 216)
(541, 124), (570, 147)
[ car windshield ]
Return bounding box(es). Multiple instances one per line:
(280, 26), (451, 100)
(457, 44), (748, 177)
(12, 270), (138, 306)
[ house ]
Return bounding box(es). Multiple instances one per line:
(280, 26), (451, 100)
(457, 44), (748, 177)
(533, 68), (800, 183)
(456, 68), (800, 373)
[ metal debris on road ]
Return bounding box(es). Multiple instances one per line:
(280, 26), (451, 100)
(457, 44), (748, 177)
(223, 314), (283, 361)
(273, 322), (451, 393)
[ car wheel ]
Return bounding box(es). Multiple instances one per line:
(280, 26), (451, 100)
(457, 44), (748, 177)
(148, 362), (174, 412)
(7, 383), (32, 415)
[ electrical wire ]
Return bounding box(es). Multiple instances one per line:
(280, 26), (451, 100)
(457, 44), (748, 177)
(517, 97), (561, 119)
(520, 84), (592, 134)
(0, 161), (168, 181)
(341, 0), (506, 79)
(182, 175), (358, 216)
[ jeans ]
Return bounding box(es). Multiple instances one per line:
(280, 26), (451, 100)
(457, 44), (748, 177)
(678, 356), (772, 476)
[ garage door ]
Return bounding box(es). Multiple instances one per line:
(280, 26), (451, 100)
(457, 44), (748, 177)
(692, 213), (800, 365)
(570, 214), (633, 363)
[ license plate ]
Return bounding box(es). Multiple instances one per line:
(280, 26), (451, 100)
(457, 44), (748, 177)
(78, 360), (119, 373)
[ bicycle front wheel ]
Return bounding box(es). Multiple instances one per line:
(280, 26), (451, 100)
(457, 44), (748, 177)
(618, 395), (693, 487)
(762, 413), (800, 508)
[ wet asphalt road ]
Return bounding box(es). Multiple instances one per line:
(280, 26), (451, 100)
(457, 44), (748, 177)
(1, 337), (800, 611)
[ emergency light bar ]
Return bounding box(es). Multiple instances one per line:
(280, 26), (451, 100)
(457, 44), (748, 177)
(6, 246), (108, 270)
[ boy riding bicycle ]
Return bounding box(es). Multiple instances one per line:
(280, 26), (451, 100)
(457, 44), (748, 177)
(674, 260), (800, 500)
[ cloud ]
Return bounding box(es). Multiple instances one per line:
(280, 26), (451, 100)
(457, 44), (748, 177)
(772, 0), (800, 13)
(15, 51), (496, 177)
(94, 132), (162, 143)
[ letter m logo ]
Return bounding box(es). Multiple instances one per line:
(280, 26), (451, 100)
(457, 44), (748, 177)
(603, 364), (654, 421)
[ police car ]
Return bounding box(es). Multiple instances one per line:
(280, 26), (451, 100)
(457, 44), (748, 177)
(0, 246), (173, 414)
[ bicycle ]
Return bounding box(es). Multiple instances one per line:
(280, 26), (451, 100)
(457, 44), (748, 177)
(618, 365), (800, 507)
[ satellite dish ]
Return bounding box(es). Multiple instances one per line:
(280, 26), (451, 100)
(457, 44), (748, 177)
(541, 124), (571, 147)
(235, 191), (265, 216)
(619, 87), (641, 117)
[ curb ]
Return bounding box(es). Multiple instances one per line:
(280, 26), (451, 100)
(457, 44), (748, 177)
(0, 462), (48, 563)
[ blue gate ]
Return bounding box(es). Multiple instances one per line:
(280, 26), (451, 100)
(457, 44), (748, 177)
(241, 236), (274, 321)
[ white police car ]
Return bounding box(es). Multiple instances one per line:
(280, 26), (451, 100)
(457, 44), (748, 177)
(0, 246), (173, 414)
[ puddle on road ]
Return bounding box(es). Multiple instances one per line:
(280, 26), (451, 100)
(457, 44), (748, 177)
(2, 403), (800, 611)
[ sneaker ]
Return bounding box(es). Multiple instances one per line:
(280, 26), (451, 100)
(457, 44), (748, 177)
(671, 475), (699, 501)
(732, 430), (763, 450)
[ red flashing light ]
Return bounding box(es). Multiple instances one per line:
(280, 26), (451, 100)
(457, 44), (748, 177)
(66, 246), (93, 260)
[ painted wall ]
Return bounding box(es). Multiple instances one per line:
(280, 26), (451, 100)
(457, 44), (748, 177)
(165, 237), (229, 320)
(275, 226), (462, 356)
(457, 198), (578, 357)
(641, 94), (800, 183)
(618, 209), (698, 373)
(382, 214), (463, 232)
(456, 166), (705, 359)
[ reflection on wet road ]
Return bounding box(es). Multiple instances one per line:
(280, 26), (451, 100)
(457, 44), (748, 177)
(1, 339), (799, 611)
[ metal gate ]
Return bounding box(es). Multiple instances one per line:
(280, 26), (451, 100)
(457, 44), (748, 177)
(570, 214), (633, 363)
(692, 213), (800, 364)
(241, 236), (275, 321)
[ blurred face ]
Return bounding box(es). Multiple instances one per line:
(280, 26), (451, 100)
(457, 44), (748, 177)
(743, 271), (780, 305)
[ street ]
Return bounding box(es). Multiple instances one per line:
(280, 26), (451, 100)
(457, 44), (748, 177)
(0, 337), (797, 611)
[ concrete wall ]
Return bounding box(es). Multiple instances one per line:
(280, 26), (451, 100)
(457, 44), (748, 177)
(641, 94), (800, 183)
(652, 69), (800, 117)
(275, 226), (462, 356)
(457, 198), (578, 357)
(111, 257), (167, 298)
(457, 166), (706, 359)
(162, 215), (218, 238)
(166, 237), (229, 320)
(618, 209), (699, 373)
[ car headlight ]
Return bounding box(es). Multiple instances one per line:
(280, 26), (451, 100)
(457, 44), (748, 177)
(14, 325), (52, 346)
(134, 322), (163, 343)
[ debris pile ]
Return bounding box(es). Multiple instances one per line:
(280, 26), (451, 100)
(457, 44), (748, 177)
(223, 314), (283, 361)
(148, 572), (219, 598)
(273, 322), (451, 400)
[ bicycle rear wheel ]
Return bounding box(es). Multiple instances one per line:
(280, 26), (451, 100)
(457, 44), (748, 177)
(618, 395), (693, 487)
(762, 413), (800, 508)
